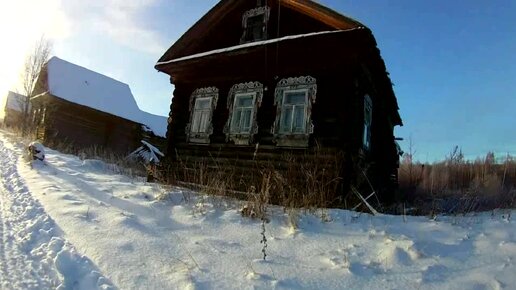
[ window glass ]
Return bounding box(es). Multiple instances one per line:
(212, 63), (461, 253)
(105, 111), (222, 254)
(191, 111), (201, 133)
(293, 106), (305, 132)
(237, 95), (254, 107)
(280, 90), (307, 134)
(280, 107), (293, 133)
(363, 95), (372, 149)
(195, 98), (211, 109)
(230, 93), (256, 134)
(191, 97), (213, 133)
(244, 15), (265, 42)
(241, 109), (252, 131)
(284, 92), (306, 104)
(363, 126), (370, 148)
(200, 111), (210, 133)
(231, 110), (242, 131)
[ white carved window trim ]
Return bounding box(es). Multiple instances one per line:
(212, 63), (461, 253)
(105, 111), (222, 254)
(363, 94), (373, 150)
(185, 87), (218, 144)
(224, 82), (263, 145)
(272, 76), (317, 147)
(240, 6), (270, 44)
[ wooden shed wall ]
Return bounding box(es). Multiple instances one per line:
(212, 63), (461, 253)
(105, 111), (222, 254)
(34, 95), (142, 154)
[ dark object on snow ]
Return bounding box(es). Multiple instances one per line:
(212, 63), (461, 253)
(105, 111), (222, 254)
(28, 141), (45, 161)
(129, 140), (165, 164)
(146, 159), (157, 182)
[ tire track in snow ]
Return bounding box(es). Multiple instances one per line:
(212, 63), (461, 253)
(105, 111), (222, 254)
(0, 137), (115, 289)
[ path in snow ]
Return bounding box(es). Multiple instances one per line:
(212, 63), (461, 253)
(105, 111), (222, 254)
(0, 136), (114, 290)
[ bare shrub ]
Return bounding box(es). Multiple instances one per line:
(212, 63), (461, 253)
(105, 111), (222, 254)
(400, 148), (516, 214)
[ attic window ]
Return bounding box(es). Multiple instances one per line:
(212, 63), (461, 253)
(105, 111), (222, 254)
(241, 6), (270, 43)
(186, 87), (219, 144)
(272, 76), (317, 147)
(224, 82), (263, 145)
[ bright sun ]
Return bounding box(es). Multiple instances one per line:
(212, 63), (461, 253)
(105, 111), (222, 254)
(0, 0), (69, 100)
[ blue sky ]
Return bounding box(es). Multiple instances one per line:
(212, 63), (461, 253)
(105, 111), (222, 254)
(1, 0), (515, 161)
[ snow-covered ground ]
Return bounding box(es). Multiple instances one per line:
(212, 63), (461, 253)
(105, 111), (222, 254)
(1, 129), (515, 290)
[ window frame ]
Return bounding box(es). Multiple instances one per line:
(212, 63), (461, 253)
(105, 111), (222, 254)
(240, 6), (270, 44)
(278, 89), (309, 134)
(363, 94), (373, 150)
(224, 81), (263, 145)
(190, 96), (213, 134)
(185, 87), (219, 144)
(230, 92), (256, 134)
(272, 76), (317, 147)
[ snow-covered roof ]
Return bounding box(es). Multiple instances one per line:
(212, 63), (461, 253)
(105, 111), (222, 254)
(4, 91), (28, 112)
(156, 28), (362, 65)
(45, 57), (167, 137)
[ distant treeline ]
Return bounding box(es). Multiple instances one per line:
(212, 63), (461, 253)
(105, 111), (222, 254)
(398, 146), (515, 214)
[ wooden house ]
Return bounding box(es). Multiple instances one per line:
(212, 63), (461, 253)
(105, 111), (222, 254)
(155, 0), (403, 205)
(31, 57), (167, 155)
(1, 91), (29, 128)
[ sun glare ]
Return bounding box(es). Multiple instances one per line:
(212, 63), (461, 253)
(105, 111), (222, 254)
(0, 0), (69, 98)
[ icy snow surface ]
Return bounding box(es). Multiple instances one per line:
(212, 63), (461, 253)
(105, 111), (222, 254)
(1, 129), (515, 289)
(45, 57), (167, 137)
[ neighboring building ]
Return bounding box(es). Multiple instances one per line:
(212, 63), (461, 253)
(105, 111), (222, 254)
(155, 0), (402, 204)
(1, 91), (29, 128)
(31, 57), (167, 154)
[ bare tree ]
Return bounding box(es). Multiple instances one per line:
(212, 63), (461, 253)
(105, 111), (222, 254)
(19, 36), (52, 135)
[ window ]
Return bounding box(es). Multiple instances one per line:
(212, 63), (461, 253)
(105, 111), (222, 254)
(279, 90), (308, 134)
(273, 76), (317, 147)
(41, 107), (46, 123)
(224, 82), (263, 145)
(241, 6), (270, 43)
(363, 94), (372, 149)
(191, 97), (212, 133)
(186, 87), (218, 144)
(230, 93), (256, 133)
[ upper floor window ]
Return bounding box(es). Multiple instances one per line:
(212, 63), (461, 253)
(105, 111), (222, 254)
(241, 6), (270, 43)
(363, 94), (372, 149)
(224, 82), (263, 145)
(273, 76), (317, 147)
(186, 87), (218, 144)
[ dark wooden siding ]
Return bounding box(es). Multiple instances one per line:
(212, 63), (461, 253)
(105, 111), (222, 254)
(33, 95), (143, 155)
(159, 5), (401, 203)
(167, 0), (338, 61)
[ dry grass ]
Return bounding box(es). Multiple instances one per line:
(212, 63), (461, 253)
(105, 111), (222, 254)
(161, 149), (346, 216)
(399, 150), (516, 214)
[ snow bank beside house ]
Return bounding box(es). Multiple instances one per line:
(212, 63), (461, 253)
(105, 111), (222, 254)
(45, 57), (167, 137)
(7, 130), (513, 289)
